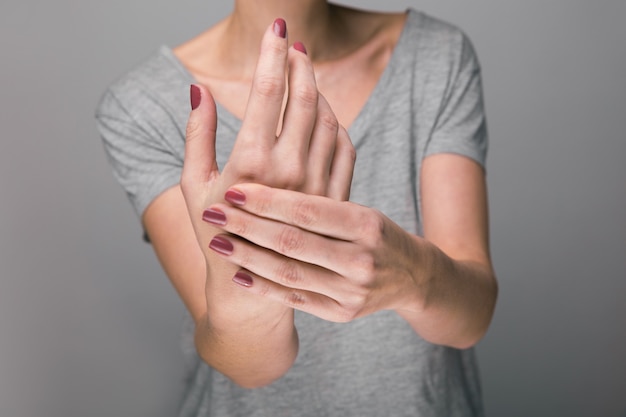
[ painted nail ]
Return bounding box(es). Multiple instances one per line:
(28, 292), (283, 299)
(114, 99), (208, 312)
(273, 18), (287, 38)
(225, 189), (246, 206)
(233, 271), (253, 287)
(202, 208), (226, 225)
(293, 41), (307, 55)
(190, 84), (201, 110)
(209, 236), (233, 256)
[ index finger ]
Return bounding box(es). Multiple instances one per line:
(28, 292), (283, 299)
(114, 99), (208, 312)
(239, 19), (289, 146)
(224, 183), (368, 242)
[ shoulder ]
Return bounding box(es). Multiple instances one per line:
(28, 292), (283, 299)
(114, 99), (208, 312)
(95, 47), (190, 123)
(401, 9), (481, 72)
(94, 48), (192, 218)
(404, 10), (470, 49)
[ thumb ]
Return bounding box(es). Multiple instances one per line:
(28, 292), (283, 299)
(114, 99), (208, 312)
(181, 84), (219, 193)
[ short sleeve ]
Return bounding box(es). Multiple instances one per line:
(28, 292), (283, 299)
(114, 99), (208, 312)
(424, 33), (488, 167)
(95, 87), (185, 218)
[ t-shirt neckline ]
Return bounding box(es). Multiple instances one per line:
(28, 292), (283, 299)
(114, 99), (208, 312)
(159, 9), (415, 145)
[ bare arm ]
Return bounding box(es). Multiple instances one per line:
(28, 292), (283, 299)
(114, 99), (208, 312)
(396, 153), (497, 348)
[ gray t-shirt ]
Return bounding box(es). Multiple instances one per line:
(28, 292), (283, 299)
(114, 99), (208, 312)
(96, 9), (488, 417)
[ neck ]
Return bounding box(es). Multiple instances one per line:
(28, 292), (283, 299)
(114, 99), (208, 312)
(225, 0), (340, 63)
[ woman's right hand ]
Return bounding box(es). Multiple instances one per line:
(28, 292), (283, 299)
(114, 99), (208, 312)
(176, 19), (355, 386)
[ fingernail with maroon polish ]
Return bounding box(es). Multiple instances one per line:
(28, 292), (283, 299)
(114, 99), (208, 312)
(202, 208), (226, 225)
(190, 84), (201, 110)
(233, 271), (253, 287)
(273, 18), (287, 38)
(209, 236), (233, 256)
(225, 189), (246, 206)
(293, 42), (307, 55)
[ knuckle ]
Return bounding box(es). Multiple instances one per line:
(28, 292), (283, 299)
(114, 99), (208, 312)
(277, 161), (306, 189)
(252, 193), (272, 217)
(343, 140), (357, 164)
(254, 74), (284, 100)
(337, 126), (356, 159)
(185, 117), (203, 140)
(352, 250), (377, 281)
(359, 209), (385, 245)
(231, 217), (251, 238)
(290, 197), (319, 227)
(263, 39), (287, 59)
(257, 281), (272, 298)
(226, 153), (265, 183)
(237, 249), (253, 270)
(341, 289), (373, 322)
(335, 305), (359, 323)
(276, 259), (301, 287)
(293, 84), (318, 108)
(302, 178), (327, 197)
(277, 226), (305, 256)
(318, 111), (339, 134)
(284, 290), (306, 308)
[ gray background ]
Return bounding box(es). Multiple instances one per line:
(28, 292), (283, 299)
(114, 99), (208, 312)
(1, 0), (625, 416)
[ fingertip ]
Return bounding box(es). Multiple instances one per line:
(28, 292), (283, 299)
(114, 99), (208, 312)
(225, 188), (247, 206)
(190, 84), (201, 110)
(273, 18), (287, 38)
(188, 84), (216, 116)
(225, 183), (270, 206)
(293, 41), (307, 55)
(187, 84), (217, 127)
(233, 271), (254, 288)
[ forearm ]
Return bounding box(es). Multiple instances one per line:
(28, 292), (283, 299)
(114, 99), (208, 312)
(195, 308), (298, 389)
(195, 255), (299, 388)
(397, 237), (498, 349)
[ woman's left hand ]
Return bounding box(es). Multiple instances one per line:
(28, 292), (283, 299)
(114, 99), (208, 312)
(203, 182), (430, 323)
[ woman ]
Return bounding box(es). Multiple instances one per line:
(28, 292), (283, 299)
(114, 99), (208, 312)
(96, 1), (497, 416)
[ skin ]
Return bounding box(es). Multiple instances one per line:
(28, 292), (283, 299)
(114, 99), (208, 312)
(143, 0), (498, 388)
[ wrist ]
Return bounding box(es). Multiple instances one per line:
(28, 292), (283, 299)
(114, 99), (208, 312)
(195, 306), (298, 388)
(394, 235), (440, 315)
(395, 236), (497, 348)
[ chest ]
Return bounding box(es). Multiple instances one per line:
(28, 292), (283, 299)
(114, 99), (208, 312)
(198, 48), (390, 130)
